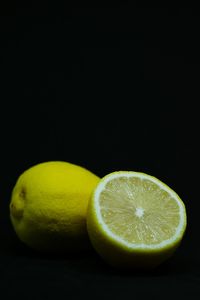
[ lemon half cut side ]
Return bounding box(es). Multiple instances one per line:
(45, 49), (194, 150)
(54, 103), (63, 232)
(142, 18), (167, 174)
(87, 171), (187, 269)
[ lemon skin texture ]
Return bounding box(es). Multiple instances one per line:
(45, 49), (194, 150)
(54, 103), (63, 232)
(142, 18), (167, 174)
(10, 161), (100, 253)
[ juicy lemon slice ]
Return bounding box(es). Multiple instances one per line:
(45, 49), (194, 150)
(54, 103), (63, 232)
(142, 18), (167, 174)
(87, 171), (187, 269)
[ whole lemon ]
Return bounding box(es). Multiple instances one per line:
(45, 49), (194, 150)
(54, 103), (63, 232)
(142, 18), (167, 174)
(10, 161), (100, 252)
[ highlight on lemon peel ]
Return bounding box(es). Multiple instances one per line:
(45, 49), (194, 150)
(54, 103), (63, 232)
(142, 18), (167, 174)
(87, 171), (187, 269)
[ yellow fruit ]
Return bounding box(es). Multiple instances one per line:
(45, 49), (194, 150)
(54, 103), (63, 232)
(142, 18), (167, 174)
(87, 171), (187, 269)
(10, 161), (100, 252)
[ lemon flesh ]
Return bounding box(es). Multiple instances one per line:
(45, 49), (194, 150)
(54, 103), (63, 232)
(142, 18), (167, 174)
(10, 161), (100, 252)
(87, 171), (187, 269)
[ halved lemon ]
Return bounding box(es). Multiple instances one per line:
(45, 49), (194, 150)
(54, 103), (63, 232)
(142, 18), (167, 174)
(87, 171), (187, 269)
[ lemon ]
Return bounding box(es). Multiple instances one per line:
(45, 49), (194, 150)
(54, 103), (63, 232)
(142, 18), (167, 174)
(87, 171), (187, 269)
(10, 161), (100, 252)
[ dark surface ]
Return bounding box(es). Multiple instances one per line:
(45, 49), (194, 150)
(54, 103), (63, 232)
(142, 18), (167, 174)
(0, 5), (199, 299)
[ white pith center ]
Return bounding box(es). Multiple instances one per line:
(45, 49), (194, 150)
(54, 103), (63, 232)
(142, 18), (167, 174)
(135, 207), (144, 218)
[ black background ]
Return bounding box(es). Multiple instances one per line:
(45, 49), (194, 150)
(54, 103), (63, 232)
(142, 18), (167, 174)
(0, 4), (199, 299)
